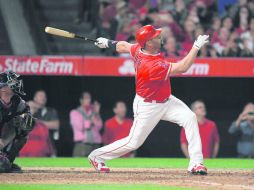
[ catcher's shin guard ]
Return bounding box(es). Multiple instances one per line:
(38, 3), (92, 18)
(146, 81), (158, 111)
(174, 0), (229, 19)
(6, 136), (27, 163)
(0, 151), (11, 172)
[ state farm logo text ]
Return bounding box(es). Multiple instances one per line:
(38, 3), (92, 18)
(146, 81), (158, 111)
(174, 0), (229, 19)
(182, 63), (209, 75)
(0, 58), (74, 74)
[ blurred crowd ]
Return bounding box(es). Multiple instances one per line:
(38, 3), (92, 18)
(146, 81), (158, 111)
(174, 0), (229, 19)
(20, 90), (254, 159)
(92, 0), (254, 57)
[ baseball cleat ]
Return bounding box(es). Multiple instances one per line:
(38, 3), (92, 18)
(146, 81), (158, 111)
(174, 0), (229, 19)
(88, 158), (110, 173)
(190, 164), (207, 175)
(8, 163), (23, 173)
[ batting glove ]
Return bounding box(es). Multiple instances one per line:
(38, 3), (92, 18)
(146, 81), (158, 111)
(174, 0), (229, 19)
(193, 35), (209, 50)
(95, 37), (109, 48)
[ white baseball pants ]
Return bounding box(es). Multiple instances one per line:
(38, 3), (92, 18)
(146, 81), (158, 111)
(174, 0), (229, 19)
(89, 94), (203, 171)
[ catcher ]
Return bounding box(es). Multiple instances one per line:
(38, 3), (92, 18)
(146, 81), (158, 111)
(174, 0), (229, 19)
(0, 70), (35, 173)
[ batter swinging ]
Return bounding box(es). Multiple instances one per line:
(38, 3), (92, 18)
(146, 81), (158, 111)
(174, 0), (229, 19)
(89, 25), (209, 175)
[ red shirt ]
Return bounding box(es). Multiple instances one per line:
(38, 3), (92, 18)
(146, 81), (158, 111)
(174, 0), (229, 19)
(103, 117), (133, 145)
(130, 44), (172, 101)
(20, 122), (54, 157)
(180, 119), (220, 158)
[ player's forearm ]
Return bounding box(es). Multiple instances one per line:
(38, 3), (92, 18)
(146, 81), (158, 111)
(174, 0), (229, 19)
(94, 37), (132, 54)
(212, 143), (220, 158)
(177, 47), (199, 73)
(116, 41), (132, 53)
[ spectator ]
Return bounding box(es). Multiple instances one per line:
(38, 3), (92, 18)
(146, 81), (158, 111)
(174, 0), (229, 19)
(194, 0), (215, 27)
(222, 16), (234, 32)
(207, 44), (219, 57)
(70, 92), (103, 157)
(206, 16), (221, 47)
(32, 90), (60, 156)
(74, 0), (99, 28)
(248, 0), (254, 13)
(20, 101), (54, 157)
(110, 1), (129, 40)
(167, 13), (184, 42)
(228, 103), (254, 158)
(98, 0), (117, 39)
(179, 19), (196, 56)
(128, 0), (147, 10)
(187, 6), (200, 25)
(115, 19), (132, 41)
(172, 0), (188, 26)
(102, 101), (133, 157)
(158, 0), (175, 12)
(228, 0), (248, 19)
(163, 36), (180, 57)
(234, 6), (251, 35)
(212, 27), (230, 55)
(240, 17), (254, 55)
(194, 25), (205, 38)
(221, 32), (241, 56)
(180, 100), (220, 158)
(138, 7), (153, 26)
(97, 0), (251, 58)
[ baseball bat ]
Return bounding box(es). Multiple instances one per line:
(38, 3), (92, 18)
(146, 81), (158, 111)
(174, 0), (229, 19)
(45, 26), (97, 42)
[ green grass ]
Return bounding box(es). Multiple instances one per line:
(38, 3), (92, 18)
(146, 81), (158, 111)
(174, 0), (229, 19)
(15, 157), (254, 169)
(0, 184), (195, 190)
(1, 158), (252, 190)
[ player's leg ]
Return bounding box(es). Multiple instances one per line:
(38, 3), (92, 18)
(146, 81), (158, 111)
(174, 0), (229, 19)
(0, 123), (16, 173)
(2, 116), (35, 173)
(89, 95), (167, 166)
(0, 123), (16, 151)
(161, 95), (205, 173)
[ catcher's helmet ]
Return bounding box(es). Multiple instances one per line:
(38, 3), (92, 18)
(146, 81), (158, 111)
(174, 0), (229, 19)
(0, 70), (26, 95)
(135, 25), (162, 48)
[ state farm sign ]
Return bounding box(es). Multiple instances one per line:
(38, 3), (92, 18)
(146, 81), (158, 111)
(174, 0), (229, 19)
(182, 63), (209, 76)
(0, 56), (80, 75)
(0, 56), (254, 77)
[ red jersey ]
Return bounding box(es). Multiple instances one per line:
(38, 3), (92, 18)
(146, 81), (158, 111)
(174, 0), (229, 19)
(130, 44), (172, 101)
(20, 122), (54, 157)
(180, 119), (220, 158)
(102, 117), (133, 145)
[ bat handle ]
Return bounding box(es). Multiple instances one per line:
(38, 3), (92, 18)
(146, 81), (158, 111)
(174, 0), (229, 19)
(85, 38), (98, 43)
(75, 34), (97, 42)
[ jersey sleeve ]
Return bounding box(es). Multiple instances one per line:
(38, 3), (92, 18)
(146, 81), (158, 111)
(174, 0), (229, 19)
(130, 44), (139, 57)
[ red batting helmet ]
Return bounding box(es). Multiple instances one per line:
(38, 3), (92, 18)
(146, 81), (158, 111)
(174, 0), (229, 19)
(135, 25), (162, 47)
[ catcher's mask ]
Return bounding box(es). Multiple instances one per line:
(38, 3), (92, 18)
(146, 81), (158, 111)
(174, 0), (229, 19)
(0, 70), (26, 95)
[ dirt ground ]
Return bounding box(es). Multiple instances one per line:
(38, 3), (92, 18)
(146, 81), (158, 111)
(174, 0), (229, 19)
(0, 168), (254, 190)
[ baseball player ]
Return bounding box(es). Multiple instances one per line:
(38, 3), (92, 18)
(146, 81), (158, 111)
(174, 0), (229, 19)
(0, 70), (35, 173)
(89, 25), (209, 175)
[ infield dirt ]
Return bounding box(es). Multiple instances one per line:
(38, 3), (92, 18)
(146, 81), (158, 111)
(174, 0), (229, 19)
(0, 168), (253, 190)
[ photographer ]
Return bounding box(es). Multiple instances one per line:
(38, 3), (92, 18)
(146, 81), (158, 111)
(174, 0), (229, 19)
(228, 103), (254, 158)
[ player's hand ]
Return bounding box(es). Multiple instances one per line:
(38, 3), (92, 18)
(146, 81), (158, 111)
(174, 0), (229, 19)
(193, 35), (209, 50)
(94, 37), (109, 48)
